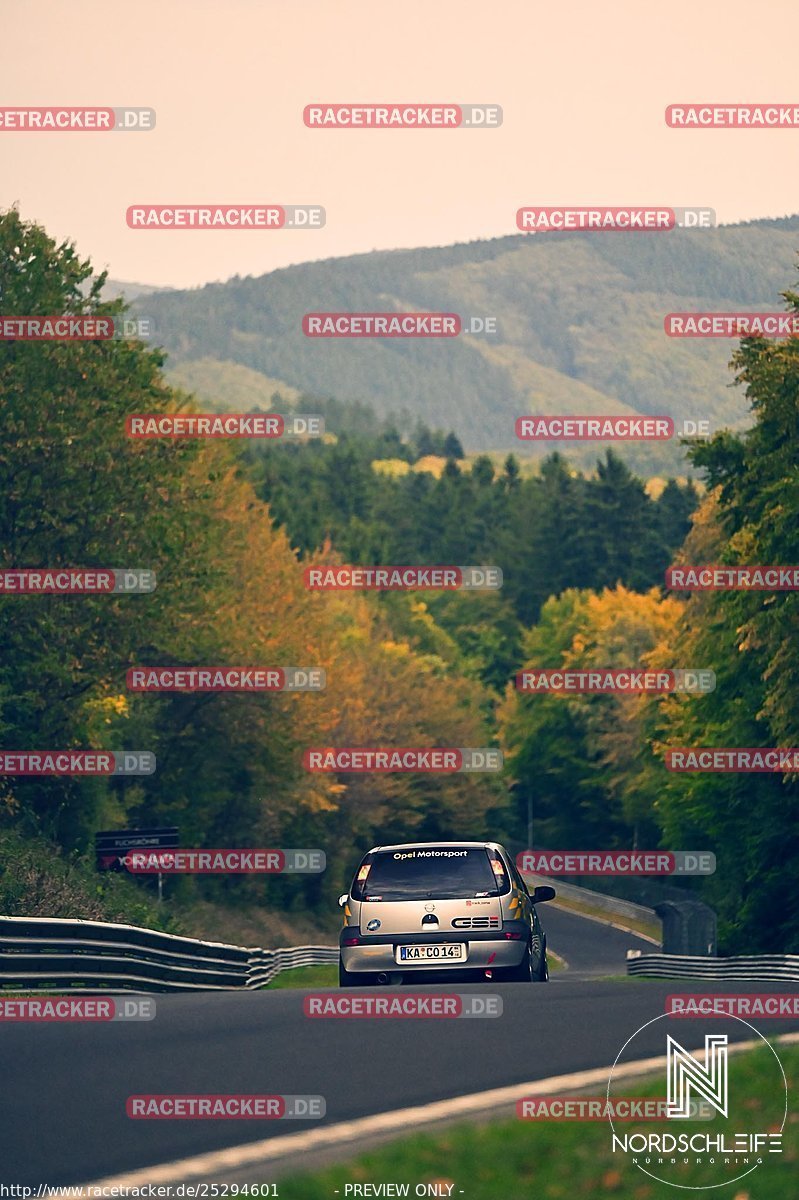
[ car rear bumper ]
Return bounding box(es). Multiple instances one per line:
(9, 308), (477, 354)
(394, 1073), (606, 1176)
(339, 925), (530, 973)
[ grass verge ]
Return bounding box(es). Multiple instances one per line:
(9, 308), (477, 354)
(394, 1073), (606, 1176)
(265, 964), (338, 989)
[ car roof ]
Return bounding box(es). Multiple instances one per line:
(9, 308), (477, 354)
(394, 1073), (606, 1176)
(368, 841), (506, 853)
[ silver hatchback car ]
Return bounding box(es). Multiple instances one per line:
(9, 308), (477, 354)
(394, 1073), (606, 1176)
(338, 841), (555, 985)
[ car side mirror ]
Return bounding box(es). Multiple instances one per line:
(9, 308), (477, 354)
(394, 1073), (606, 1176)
(532, 885), (556, 904)
(338, 893), (349, 908)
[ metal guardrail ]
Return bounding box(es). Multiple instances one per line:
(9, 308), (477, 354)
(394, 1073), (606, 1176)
(247, 945), (339, 988)
(627, 950), (799, 982)
(0, 915), (338, 993)
(523, 872), (661, 932)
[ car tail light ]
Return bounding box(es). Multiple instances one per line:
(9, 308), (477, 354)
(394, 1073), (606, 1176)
(342, 935), (361, 946)
(503, 931), (524, 940)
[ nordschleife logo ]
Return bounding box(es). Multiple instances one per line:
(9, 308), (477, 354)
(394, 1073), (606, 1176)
(607, 1013), (787, 1190)
(667, 1034), (728, 1118)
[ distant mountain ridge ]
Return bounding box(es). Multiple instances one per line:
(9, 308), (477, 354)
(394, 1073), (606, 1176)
(127, 216), (799, 472)
(101, 279), (175, 301)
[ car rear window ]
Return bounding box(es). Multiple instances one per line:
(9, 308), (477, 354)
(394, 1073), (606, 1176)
(352, 847), (508, 901)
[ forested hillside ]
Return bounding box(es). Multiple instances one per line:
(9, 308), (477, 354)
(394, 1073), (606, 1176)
(130, 215), (799, 473)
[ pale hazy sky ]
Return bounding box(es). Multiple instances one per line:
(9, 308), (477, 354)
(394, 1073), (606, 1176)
(2, 0), (798, 289)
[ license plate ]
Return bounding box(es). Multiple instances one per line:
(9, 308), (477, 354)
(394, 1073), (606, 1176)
(397, 943), (466, 962)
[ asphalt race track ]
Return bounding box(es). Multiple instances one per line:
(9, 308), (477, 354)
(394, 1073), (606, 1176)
(2, 911), (798, 1185)
(539, 903), (652, 975)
